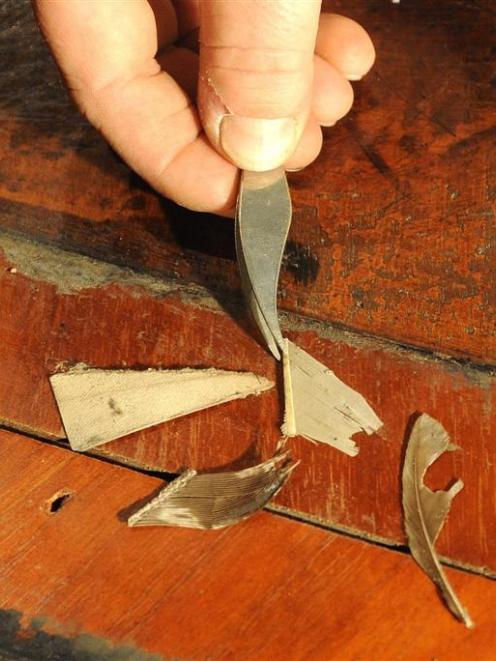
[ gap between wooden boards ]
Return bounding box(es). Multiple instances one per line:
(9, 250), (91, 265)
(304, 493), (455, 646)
(0, 228), (494, 376)
(1, 420), (494, 582)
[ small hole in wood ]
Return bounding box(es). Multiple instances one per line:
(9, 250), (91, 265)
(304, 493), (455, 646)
(46, 490), (74, 514)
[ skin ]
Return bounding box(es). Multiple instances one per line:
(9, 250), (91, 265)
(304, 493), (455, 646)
(34, 0), (375, 215)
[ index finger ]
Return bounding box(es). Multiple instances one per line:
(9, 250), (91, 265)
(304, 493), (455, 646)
(34, 0), (238, 212)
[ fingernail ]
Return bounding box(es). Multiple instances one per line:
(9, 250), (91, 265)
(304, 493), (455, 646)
(286, 167), (304, 173)
(346, 73), (362, 81)
(220, 115), (297, 171)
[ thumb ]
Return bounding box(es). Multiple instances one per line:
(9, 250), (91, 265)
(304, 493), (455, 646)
(198, 0), (321, 171)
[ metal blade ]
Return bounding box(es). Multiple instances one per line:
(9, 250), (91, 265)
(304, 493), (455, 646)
(235, 168), (292, 360)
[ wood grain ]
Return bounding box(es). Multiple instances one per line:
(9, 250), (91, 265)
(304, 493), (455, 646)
(1, 429), (495, 661)
(0, 239), (495, 574)
(0, 0), (494, 364)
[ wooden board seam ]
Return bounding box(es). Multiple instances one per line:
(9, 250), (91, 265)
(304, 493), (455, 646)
(1, 230), (494, 375)
(2, 421), (494, 581)
(267, 504), (496, 581)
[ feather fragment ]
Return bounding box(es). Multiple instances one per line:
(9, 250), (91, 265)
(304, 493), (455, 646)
(50, 367), (273, 452)
(281, 339), (382, 455)
(128, 449), (297, 530)
(235, 170), (382, 456)
(235, 168), (292, 360)
(402, 413), (473, 627)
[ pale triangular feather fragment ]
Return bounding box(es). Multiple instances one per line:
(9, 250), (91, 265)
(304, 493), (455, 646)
(402, 413), (473, 628)
(281, 339), (382, 456)
(128, 449), (297, 530)
(50, 367), (273, 452)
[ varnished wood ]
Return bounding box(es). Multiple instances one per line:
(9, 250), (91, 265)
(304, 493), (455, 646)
(0, 0), (494, 363)
(1, 430), (495, 660)
(0, 241), (494, 574)
(1, 1), (495, 655)
(1, 0), (495, 584)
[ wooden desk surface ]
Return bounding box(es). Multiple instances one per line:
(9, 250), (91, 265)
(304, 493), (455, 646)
(1, 429), (495, 661)
(0, 2), (495, 655)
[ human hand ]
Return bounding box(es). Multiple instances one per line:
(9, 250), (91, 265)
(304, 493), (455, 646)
(34, 1), (375, 215)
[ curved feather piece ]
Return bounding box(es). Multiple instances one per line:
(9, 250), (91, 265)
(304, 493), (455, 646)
(128, 449), (297, 530)
(235, 168), (291, 360)
(402, 413), (473, 627)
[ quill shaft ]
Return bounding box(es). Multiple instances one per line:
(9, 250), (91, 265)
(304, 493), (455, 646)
(235, 168), (291, 359)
